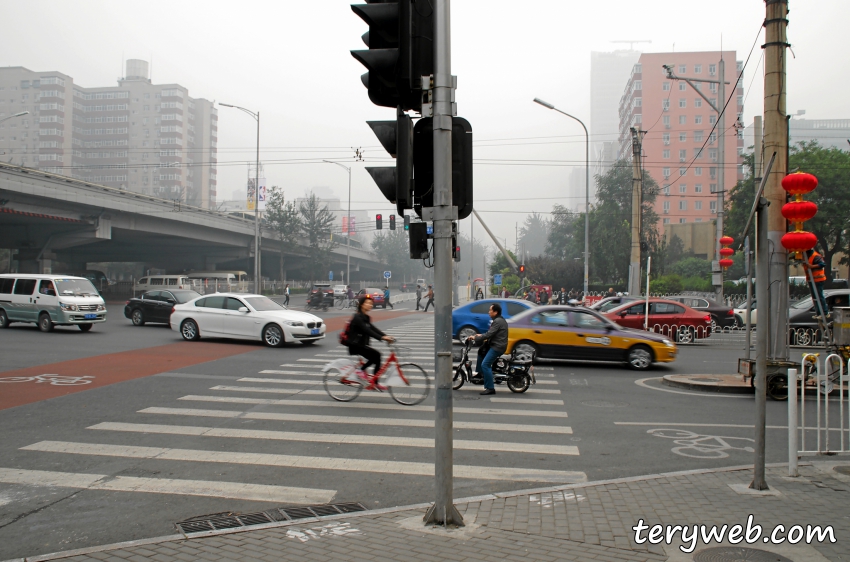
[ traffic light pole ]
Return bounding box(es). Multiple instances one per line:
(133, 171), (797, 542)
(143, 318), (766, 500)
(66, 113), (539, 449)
(423, 0), (463, 528)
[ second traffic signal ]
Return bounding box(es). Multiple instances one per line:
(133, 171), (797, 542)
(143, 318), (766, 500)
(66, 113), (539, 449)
(389, 214), (396, 230)
(376, 213), (383, 230)
(403, 214), (410, 230)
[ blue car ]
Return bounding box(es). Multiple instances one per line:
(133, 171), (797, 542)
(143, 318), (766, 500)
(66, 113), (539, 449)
(452, 298), (537, 342)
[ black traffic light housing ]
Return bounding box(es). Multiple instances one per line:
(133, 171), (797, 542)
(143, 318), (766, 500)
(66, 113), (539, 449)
(376, 213), (383, 230)
(350, 0), (434, 112)
(409, 221), (428, 259)
(365, 112), (413, 216)
(519, 264), (526, 275)
(389, 214), (396, 230)
(412, 117), (473, 220)
(403, 214), (410, 230)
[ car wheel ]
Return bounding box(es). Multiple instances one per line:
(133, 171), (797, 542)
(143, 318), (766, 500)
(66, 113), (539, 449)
(38, 313), (54, 333)
(262, 324), (284, 347)
(131, 309), (145, 326)
(676, 326), (694, 344)
(78, 323), (93, 332)
(513, 341), (539, 363)
(180, 319), (200, 341)
(0, 310), (9, 329)
(627, 345), (653, 370)
(457, 325), (477, 343)
(733, 314), (743, 328)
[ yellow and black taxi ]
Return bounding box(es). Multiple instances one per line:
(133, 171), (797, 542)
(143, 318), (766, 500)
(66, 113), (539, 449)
(505, 305), (678, 370)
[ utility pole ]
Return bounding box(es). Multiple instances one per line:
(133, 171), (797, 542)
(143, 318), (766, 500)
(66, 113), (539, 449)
(423, 0), (463, 527)
(662, 60), (734, 303)
(628, 127), (644, 296)
(764, 0), (790, 363)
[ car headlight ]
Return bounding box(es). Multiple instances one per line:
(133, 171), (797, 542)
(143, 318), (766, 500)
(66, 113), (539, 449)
(662, 339), (674, 347)
(285, 321), (304, 327)
(59, 302), (77, 311)
(96, 304), (106, 311)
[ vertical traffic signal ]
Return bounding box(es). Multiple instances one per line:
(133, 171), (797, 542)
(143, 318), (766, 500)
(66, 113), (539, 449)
(389, 214), (396, 230)
(409, 221), (428, 259)
(412, 117), (473, 219)
(519, 264), (526, 275)
(365, 112), (413, 215)
(376, 213), (383, 230)
(403, 214), (410, 230)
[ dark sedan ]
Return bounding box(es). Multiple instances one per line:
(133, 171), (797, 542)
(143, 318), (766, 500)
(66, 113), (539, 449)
(665, 296), (737, 329)
(788, 289), (850, 345)
(124, 289), (201, 325)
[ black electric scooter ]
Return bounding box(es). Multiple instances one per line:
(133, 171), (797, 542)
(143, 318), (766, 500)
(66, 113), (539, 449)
(452, 338), (535, 393)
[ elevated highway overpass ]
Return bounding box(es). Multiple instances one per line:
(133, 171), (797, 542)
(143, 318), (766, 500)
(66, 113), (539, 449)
(0, 162), (383, 281)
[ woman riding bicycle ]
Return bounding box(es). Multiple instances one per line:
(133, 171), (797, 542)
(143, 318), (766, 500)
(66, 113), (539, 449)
(347, 295), (395, 380)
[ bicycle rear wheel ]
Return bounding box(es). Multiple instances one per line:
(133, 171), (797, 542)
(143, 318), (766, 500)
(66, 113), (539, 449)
(323, 368), (363, 402)
(390, 363), (430, 405)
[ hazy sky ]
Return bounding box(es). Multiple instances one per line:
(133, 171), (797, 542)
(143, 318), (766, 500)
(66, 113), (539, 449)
(2, 1), (844, 249)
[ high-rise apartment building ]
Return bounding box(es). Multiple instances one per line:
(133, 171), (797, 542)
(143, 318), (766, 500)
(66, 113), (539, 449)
(0, 60), (217, 208)
(590, 50), (642, 180)
(617, 51), (744, 231)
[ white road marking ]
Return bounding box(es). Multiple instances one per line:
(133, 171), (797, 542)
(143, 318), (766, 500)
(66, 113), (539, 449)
(490, 397), (565, 405)
(178, 395), (569, 417)
(90, 422), (579, 455)
(0, 467), (335, 504)
(22, 442), (587, 483)
(215, 383), (560, 396)
(254, 373), (559, 385)
(613, 422), (804, 430)
(139, 407), (572, 433)
(634, 377), (750, 398)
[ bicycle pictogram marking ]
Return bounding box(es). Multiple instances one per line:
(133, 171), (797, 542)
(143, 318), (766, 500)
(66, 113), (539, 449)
(647, 428), (755, 458)
(0, 374), (95, 386)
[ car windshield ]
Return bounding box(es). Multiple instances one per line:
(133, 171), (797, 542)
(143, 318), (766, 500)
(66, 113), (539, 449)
(245, 296), (285, 311)
(171, 290), (202, 303)
(55, 278), (99, 297)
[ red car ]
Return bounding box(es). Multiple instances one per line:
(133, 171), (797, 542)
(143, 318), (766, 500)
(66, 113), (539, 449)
(358, 287), (386, 308)
(602, 298), (712, 343)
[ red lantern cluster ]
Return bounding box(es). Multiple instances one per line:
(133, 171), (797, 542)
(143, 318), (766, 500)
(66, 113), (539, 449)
(719, 235), (734, 270)
(780, 172), (818, 259)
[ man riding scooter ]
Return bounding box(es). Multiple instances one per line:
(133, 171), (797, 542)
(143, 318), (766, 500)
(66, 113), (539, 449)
(465, 302), (508, 396)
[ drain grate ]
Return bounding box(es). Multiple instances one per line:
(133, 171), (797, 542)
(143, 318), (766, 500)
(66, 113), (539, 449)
(176, 502), (367, 535)
(693, 546), (793, 562)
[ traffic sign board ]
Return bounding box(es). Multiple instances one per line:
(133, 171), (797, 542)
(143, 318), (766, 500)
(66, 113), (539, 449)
(384, 271), (392, 279)
(494, 274), (502, 286)
(329, 271), (334, 280)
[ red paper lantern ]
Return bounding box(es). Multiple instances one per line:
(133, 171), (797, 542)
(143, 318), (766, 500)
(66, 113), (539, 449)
(719, 235), (734, 246)
(781, 200), (818, 223)
(781, 172), (818, 196)
(719, 247), (734, 258)
(781, 231), (818, 254)
(719, 258), (734, 269)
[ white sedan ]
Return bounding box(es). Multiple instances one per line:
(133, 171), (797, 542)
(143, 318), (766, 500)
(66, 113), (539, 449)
(170, 293), (325, 346)
(733, 300), (758, 327)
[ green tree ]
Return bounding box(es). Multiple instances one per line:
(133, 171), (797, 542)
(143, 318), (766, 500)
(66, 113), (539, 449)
(489, 248), (520, 277)
(670, 257), (711, 278)
(545, 206), (583, 261)
(298, 192), (337, 282)
(518, 212), (549, 257)
(371, 229), (417, 281)
(264, 187), (302, 283)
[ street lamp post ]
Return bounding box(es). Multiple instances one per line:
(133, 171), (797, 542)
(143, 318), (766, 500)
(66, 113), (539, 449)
(0, 111), (29, 125)
(220, 104), (261, 294)
(533, 98), (589, 298)
(323, 160), (352, 285)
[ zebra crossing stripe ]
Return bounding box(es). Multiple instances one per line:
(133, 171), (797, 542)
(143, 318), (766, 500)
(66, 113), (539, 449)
(490, 397), (564, 405)
(178, 395), (569, 418)
(253, 373), (559, 385)
(89, 422), (579, 456)
(0, 467), (335, 504)
(212, 384), (560, 396)
(138, 407), (572, 433)
(21, 441), (586, 483)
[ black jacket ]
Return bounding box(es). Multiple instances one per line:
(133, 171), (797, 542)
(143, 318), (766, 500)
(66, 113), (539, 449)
(348, 312), (385, 348)
(474, 316), (508, 354)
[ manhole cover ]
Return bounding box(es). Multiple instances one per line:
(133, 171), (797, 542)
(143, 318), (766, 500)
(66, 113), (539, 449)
(693, 546), (793, 562)
(581, 400), (628, 408)
(453, 395), (480, 401)
(834, 466), (850, 475)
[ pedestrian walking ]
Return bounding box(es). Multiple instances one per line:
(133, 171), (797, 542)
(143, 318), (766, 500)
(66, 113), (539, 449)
(415, 285), (422, 310)
(423, 285), (435, 312)
(539, 288), (549, 305)
(383, 287), (394, 309)
(803, 249), (829, 318)
(500, 287), (507, 298)
(558, 287), (567, 305)
(283, 284), (290, 306)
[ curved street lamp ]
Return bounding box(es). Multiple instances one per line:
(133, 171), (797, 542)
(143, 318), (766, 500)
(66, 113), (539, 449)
(0, 111), (29, 125)
(323, 160), (352, 284)
(533, 98), (589, 298)
(220, 104), (261, 294)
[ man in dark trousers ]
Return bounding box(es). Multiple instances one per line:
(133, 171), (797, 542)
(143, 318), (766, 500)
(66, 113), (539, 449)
(423, 285), (435, 312)
(803, 249), (829, 318)
(466, 302), (508, 395)
(415, 285), (422, 311)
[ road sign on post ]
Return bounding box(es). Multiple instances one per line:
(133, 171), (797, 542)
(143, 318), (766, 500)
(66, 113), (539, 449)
(329, 271), (334, 281)
(384, 271), (391, 279)
(494, 274), (502, 286)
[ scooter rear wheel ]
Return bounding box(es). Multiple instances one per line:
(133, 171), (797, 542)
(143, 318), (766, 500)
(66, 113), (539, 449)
(507, 375), (531, 393)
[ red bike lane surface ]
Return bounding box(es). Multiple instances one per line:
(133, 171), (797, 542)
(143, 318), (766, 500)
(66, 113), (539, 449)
(0, 311), (419, 411)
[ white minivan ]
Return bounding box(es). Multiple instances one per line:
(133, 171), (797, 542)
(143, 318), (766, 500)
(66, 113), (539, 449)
(0, 274), (107, 332)
(134, 275), (194, 293)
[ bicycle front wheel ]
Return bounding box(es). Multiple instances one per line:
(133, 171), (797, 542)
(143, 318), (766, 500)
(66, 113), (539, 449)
(390, 363), (431, 405)
(323, 368), (363, 402)
(336, 297), (345, 310)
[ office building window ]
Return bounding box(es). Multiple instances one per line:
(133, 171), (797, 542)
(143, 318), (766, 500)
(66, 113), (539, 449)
(662, 99), (670, 111)
(678, 65), (686, 73)
(679, 82), (686, 91)
(679, 149), (687, 160)
(694, 131), (704, 142)
(635, 97), (642, 107)
(663, 218), (671, 224)
(709, 131), (717, 143)
(679, 98), (686, 108)
(709, 115), (717, 124)
(663, 82), (670, 91)
(679, 132), (687, 142)
(695, 218), (703, 223)
(663, 201), (670, 212)
(663, 149), (670, 159)
(694, 64), (702, 74)
(679, 115), (686, 125)
(663, 184), (670, 195)
(694, 98), (702, 108)
(663, 115), (671, 127)
(679, 167), (686, 176)
(663, 167), (671, 178)
(679, 200), (687, 211)
(695, 115), (703, 124)
(709, 64), (717, 75)
(693, 148), (703, 159)
(662, 132), (670, 144)
(679, 218), (686, 224)
(710, 82), (718, 93)
(710, 200), (717, 213)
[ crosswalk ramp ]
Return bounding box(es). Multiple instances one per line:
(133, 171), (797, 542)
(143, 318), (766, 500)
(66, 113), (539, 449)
(1, 318), (584, 505)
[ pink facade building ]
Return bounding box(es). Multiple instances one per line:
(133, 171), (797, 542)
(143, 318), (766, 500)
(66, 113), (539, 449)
(617, 51), (745, 233)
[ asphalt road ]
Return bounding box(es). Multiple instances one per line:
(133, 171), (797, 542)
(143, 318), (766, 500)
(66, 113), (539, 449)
(0, 307), (808, 560)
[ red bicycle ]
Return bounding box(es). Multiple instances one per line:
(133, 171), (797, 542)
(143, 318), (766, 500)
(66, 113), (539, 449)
(322, 343), (430, 405)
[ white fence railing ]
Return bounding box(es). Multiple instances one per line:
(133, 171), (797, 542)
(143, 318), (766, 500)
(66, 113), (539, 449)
(788, 354), (850, 476)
